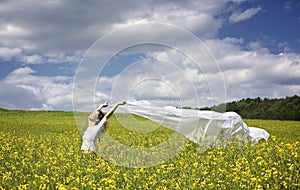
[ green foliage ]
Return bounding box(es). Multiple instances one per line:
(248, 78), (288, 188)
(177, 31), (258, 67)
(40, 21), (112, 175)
(210, 95), (300, 120)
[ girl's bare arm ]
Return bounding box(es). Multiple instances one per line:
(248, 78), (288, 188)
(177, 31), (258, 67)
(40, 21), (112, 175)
(105, 100), (126, 119)
(96, 101), (109, 112)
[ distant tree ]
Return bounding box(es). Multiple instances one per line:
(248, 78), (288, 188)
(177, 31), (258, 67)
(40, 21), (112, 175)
(202, 95), (300, 121)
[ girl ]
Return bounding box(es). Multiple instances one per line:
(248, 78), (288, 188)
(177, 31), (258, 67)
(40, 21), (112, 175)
(81, 100), (126, 154)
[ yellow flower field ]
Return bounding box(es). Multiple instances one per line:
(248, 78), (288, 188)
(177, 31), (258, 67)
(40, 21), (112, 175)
(0, 109), (299, 189)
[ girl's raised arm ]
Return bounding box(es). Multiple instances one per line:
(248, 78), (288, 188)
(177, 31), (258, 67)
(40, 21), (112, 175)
(105, 100), (126, 119)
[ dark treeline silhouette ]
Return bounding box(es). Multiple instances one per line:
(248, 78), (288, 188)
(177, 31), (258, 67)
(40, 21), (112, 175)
(204, 95), (300, 121)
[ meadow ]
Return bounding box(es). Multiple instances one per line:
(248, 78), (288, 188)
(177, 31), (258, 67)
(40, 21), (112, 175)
(0, 109), (299, 189)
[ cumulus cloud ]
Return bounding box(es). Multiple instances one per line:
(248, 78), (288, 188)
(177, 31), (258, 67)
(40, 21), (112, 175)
(0, 0), (227, 61)
(20, 54), (45, 64)
(205, 38), (300, 100)
(1, 67), (74, 110)
(0, 0), (299, 111)
(9, 67), (36, 76)
(0, 46), (82, 65)
(0, 83), (45, 110)
(71, 33), (300, 111)
(229, 6), (262, 23)
(115, 8), (221, 38)
(0, 47), (22, 60)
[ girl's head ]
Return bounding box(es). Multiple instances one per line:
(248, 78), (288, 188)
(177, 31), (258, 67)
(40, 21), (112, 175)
(88, 111), (105, 126)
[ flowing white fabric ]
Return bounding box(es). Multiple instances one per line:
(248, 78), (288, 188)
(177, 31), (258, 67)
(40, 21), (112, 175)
(120, 100), (269, 147)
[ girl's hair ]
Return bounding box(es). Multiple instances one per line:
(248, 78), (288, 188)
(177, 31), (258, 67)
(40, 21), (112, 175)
(88, 111), (105, 126)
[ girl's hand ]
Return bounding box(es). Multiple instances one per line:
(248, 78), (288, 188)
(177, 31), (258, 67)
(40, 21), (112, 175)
(103, 101), (109, 107)
(118, 100), (126, 105)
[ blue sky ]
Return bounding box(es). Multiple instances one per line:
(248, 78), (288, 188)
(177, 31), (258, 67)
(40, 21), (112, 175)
(219, 0), (300, 53)
(0, 0), (299, 111)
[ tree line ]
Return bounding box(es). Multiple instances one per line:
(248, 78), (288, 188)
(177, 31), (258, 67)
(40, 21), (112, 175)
(204, 95), (300, 121)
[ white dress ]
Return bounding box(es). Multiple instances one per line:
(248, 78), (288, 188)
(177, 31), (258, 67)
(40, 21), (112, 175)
(81, 116), (107, 152)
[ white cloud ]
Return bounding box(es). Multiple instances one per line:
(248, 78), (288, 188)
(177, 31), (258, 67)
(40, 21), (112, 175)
(20, 54), (44, 64)
(247, 41), (270, 54)
(0, 47), (22, 60)
(205, 38), (300, 100)
(83, 48), (226, 109)
(1, 67), (74, 110)
(0, 45), (81, 64)
(103, 64), (200, 107)
(0, 0), (227, 62)
(0, 24), (30, 37)
(229, 6), (262, 23)
(9, 67), (36, 75)
(0, 83), (43, 110)
(72, 34), (300, 111)
(1, 37), (300, 111)
(0, 0), (299, 111)
(148, 9), (220, 38)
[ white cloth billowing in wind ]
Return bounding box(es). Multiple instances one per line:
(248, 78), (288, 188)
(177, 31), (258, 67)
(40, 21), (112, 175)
(123, 100), (270, 146)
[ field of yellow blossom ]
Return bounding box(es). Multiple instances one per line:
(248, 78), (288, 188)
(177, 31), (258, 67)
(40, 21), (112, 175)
(0, 108), (299, 189)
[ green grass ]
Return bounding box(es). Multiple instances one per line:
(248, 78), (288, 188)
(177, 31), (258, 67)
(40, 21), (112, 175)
(0, 109), (299, 189)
